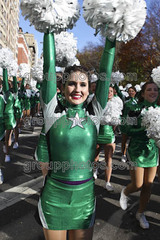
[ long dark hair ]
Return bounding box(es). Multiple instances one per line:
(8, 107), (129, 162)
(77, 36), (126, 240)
(62, 65), (91, 85)
(128, 86), (137, 93)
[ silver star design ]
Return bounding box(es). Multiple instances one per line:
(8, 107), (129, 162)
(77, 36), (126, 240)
(68, 112), (85, 129)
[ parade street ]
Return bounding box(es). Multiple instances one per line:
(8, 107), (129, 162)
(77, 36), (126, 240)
(0, 124), (160, 240)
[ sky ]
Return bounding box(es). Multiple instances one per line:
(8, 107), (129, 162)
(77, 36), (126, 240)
(19, 0), (101, 58)
(19, 0), (150, 58)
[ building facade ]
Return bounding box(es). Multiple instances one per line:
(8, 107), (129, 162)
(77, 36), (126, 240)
(18, 27), (32, 66)
(0, 0), (20, 58)
(24, 32), (38, 67)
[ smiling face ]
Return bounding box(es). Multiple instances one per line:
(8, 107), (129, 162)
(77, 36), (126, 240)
(64, 70), (89, 105)
(108, 87), (114, 100)
(128, 87), (136, 98)
(142, 83), (158, 103)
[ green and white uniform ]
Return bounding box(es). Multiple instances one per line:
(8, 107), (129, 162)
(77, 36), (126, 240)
(126, 100), (159, 168)
(13, 76), (23, 120)
(97, 124), (115, 144)
(3, 69), (16, 130)
(120, 97), (137, 134)
(0, 93), (5, 140)
(37, 33), (115, 230)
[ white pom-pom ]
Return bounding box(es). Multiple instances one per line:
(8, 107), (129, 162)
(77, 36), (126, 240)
(83, 0), (147, 42)
(140, 81), (145, 87)
(8, 60), (18, 77)
(0, 48), (14, 69)
(55, 32), (78, 67)
(151, 66), (160, 88)
(141, 106), (160, 147)
(90, 74), (98, 83)
(25, 89), (32, 98)
(134, 84), (141, 92)
(111, 71), (124, 85)
(119, 85), (124, 91)
(0, 68), (2, 76)
(20, 0), (80, 33)
(56, 66), (65, 72)
(101, 96), (123, 125)
(30, 78), (37, 91)
(68, 57), (80, 67)
(31, 59), (43, 83)
(18, 63), (30, 78)
(125, 83), (132, 90)
(122, 91), (129, 97)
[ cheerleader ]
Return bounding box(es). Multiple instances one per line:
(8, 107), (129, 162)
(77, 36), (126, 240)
(36, 33), (115, 240)
(115, 84), (137, 162)
(23, 83), (32, 119)
(119, 81), (159, 229)
(0, 80), (5, 183)
(35, 83), (41, 117)
(94, 86), (117, 191)
(3, 69), (16, 162)
(13, 76), (23, 149)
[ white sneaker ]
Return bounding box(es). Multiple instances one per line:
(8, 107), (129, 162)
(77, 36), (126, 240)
(136, 212), (149, 229)
(3, 145), (6, 153)
(119, 187), (129, 210)
(0, 169), (4, 184)
(13, 142), (19, 149)
(106, 182), (114, 192)
(5, 155), (11, 163)
(121, 155), (127, 163)
(93, 169), (98, 179)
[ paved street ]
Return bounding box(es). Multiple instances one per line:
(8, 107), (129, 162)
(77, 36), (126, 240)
(0, 123), (160, 240)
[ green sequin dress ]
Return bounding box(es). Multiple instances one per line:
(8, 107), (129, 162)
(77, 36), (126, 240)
(126, 100), (159, 168)
(36, 33), (116, 230)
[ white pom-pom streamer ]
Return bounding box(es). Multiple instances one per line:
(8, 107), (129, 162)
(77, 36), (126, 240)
(140, 82), (145, 87)
(18, 63), (30, 78)
(8, 60), (18, 77)
(83, 0), (147, 42)
(141, 106), (160, 148)
(0, 68), (2, 76)
(55, 32), (78, 67)
(134, 84), (141, 92)
(122, 91), (129, 97)
(0, 48), (14, 69)
(68, 57), (80, 67)
(111, 71), (124, 85)
(20, 0), (80, 33)
(151, 66), (160, 88)
(31, 59), (43, 83)
(100, 96), (123, 125)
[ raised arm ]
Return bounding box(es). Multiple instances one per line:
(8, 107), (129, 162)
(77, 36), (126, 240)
(114, 83), (124, 101)
(13, 76), (18, 94)
(41, 33), (56, 104)
(3, 69), (9, 93)
(95, 38), (116, 109)
(20, 77), (25, 93)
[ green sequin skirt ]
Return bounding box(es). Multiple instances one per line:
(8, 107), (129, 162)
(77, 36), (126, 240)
(38, 176), (95, 230)
(127, 138), (159, 168)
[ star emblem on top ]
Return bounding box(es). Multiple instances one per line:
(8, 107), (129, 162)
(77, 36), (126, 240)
(68, 112), (85, 129)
